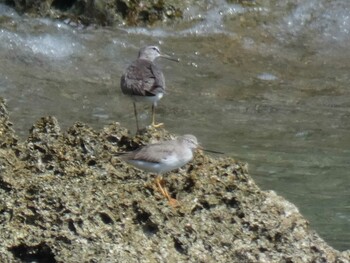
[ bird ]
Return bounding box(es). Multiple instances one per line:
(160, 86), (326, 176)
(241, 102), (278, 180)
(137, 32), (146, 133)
(120, 45), (179, 131)
(119, 134), (200, 206)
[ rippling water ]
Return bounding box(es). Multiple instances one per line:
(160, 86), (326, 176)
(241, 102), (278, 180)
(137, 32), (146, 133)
(1, 0), (349, 251)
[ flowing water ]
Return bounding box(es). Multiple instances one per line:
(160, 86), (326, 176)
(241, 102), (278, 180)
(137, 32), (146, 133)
(1, 0), (349, 251)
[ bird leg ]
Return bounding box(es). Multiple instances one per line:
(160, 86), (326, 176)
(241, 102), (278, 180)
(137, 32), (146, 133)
(133, 102), (140, 131)
(151, 104), (164, 128)
(155, 176), (179, 207)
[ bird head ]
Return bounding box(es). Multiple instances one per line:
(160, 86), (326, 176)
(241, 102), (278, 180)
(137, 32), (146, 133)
(138, 46), (179, 62)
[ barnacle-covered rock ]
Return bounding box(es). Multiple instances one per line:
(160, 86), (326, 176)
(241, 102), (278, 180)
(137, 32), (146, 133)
(0, 98), (349, 262)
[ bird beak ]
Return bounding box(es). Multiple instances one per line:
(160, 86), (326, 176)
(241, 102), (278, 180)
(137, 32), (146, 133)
(197, 145), (224, 155)
(160, 53), (180, 62)
(203, 149), (225, 154)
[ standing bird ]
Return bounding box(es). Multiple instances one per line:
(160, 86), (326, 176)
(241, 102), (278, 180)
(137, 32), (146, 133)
(119, 134), (200, 206)
(120, 46), (179, 131)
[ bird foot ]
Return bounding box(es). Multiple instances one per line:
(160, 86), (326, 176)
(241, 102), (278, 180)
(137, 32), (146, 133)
(151, 122), (164, 128)
(154, 177), (179, 207)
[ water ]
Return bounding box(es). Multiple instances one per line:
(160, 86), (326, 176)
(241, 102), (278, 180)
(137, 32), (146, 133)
(0, 0), (350, 251)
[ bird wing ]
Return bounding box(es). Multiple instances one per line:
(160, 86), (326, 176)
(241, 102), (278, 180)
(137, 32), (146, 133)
(120, 60), (165, 97)
(148, 63), (166, 95)
(128, 142), (177, 163)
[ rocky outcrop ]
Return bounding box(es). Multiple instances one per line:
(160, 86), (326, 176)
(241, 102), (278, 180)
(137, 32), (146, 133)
(0, 98), (349, 262)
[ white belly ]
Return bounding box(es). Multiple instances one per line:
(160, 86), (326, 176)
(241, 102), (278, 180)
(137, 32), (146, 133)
(127, 151), (193, 174)
(133, 93), (164, 104)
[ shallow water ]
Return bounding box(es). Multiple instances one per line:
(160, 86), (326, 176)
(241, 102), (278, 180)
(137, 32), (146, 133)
(1, 0), (350, 250)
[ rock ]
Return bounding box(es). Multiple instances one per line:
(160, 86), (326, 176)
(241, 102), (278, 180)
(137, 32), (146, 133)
(3, 0), (185, 26)
(0, 97), (17, 148)
(0, 98), (349, 262)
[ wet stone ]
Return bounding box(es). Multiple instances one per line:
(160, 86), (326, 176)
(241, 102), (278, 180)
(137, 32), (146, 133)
(3, 0), (186, 26)
(0, 98), (349, 262)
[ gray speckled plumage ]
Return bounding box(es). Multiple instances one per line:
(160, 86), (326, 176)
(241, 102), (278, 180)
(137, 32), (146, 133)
(120, 46), (178, 130)
(120, 57), (165, 98)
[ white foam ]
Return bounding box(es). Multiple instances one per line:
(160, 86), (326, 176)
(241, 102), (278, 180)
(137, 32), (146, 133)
(0, 3), (19, 18)
(0, 28), (81, 59)
(25, 34), (79, 58)
(277, 0), (350, 47)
